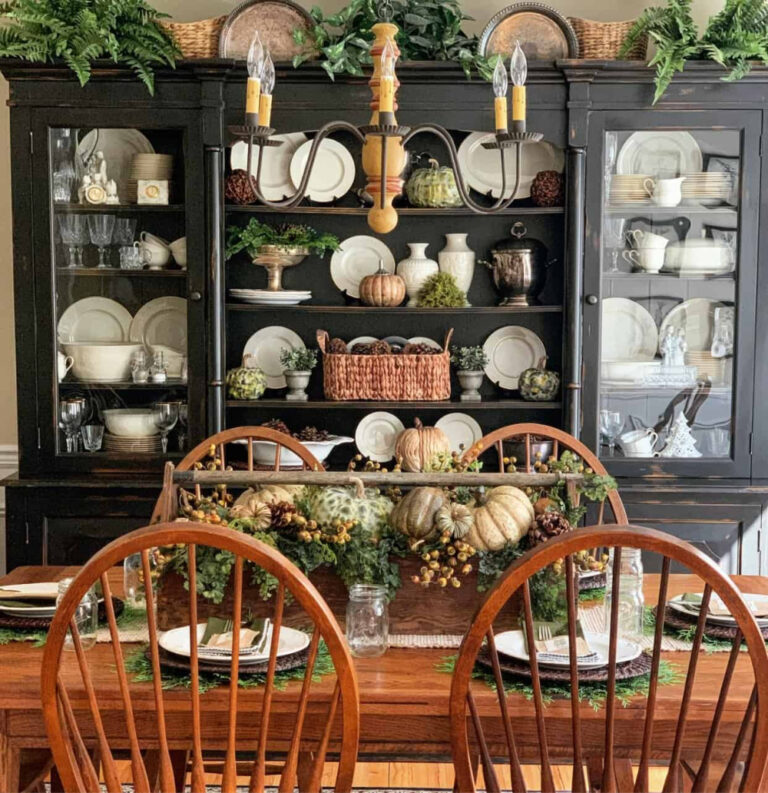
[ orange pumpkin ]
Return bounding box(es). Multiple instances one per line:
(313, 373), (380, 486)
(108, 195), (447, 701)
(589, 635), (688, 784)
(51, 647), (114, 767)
(394, 418), (452, 472)
(359, 261), (406, 306)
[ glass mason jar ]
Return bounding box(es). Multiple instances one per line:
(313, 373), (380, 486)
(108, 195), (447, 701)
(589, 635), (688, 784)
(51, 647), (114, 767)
(346, 584), (388, 658)
(123, 551), (157, 609)
(603, 548), (644, 643)
(57, 578), (98, 651)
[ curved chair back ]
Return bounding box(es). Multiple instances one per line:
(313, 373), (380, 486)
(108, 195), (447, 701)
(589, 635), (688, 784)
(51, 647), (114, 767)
(461, 422), (628, 524)
(152, 426), (324, 522)
(42, 523), (359, 793)
(450, 524), (768, 793)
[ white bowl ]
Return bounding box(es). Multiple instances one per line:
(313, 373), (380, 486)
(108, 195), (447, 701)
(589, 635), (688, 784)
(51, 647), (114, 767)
(664, 240), (730, 272)
(236, 436), (354, 467)
(61, 342), (143, 383)
(102, 409), (159, 438)
(601, 360), (659, 383)
(169, 237), (187, 268)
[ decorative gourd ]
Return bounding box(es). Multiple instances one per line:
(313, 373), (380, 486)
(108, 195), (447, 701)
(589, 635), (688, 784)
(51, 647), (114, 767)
(226, 354), (267, 401)
(466, 486), (535, 551)
(394, 418), (452, 472)
(229, 496), (272, 529)
(306, 486), (393, 538)
(359, 260), (406, 307)
(405, 157), (462, 208)
(519, 357), (560, 401)
(389, 486), (446, 540)
(236, 485), (303, 507)
(434, 502), (474, 539)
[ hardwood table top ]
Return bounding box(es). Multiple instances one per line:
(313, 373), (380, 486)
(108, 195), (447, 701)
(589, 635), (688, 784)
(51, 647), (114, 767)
(0, 566), (764, 764)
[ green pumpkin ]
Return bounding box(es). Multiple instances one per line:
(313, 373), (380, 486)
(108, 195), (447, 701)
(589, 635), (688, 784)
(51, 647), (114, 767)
(226, 355), (267, 400)
(306, 485), (393, 538)
(519, 357), (560, 401)
(405, 157), (462, 208)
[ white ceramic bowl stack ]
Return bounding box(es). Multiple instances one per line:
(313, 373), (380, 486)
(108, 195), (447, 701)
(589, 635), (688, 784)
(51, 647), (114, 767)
(128, 154), (173, 202)
(663, 240), (731, 276)
(102, 408), (161, 454)
(61, 341), (143, 383)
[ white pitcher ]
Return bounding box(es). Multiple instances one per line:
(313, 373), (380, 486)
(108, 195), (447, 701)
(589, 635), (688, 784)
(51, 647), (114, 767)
(644, 177), (686, 207)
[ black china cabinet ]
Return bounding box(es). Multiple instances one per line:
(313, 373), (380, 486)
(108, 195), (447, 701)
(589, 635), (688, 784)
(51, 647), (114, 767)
(3, 59), (768, 574)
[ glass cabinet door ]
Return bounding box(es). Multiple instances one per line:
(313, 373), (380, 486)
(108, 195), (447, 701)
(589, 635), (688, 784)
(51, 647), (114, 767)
(584, 111), (760, 477)
(33, 114), (205, 471)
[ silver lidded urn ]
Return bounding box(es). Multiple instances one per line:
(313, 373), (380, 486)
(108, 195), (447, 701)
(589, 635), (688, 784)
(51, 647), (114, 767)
(485, 222), (552, 306)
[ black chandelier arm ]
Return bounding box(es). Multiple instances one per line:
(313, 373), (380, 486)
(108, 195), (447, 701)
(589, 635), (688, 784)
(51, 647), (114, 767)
(400, 124), (523, 213)
(245, 121), (367, 209)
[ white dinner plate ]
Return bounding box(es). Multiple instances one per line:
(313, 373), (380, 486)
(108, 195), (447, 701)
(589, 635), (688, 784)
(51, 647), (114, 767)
(228, 289), (311, 306)
(0, 601), (57, 617)
(243, 326), (304, 389)
(348, 336), (379, 350)
(407, 337), (441, 350)
(76, 129), (155, 203)
(0, 582), (60, 617)
(435, 413), (483, 454)
(659, 298), (724, 353)
(129, 297), (187, 354)
(616, 131), (703, 177)
(330, 236), (395, 298)
(483, 326), (546, 390)
(601, 298), (658, 362)
(159, 623), (309, 665)
(290, 138), (356, 203)
(457, 132), (564, 199)
(58, 297), (132, 343)
(355, 412), (405, 462)
(230, 133), (308, 202)
(667, 593), (768, 627)
(494, 629), (642, 670)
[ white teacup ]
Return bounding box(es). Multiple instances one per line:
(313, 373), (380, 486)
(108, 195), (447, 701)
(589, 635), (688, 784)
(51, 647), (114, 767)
(169, 236), (187, 268)
(625, 229), (669, 250)
(619, 428), (659, 457)
(622, 248), (666, 273)
(139, 240), (171, 268)
(140, 231), (170, 248)
(644, 177), (686, 207)
(58, 351), (74, 381)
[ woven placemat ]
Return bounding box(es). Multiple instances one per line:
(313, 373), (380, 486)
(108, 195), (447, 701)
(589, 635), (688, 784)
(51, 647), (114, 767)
(475, 645), (652, 683)
(0, 596), (124, 630)
(151, 645), (311, 676)
(579, 572), (606, 591)
(661, 605), (768, 642)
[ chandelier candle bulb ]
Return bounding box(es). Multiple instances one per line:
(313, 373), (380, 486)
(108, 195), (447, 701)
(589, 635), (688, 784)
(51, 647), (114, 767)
(245, 32), (265, 125)
(510, 40), (527, 131)
(259, 51), (275, 128)
(493, 57), (508, 133)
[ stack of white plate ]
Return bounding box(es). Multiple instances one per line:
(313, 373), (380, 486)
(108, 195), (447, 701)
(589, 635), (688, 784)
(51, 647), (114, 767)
(681, 172), (733, 205)
(228, 288), (311, 306)
(104, 434), (162, 454)
(610, 174), (650, 205)
(127, 154), (174, 202)
(685, 351), (725, 383)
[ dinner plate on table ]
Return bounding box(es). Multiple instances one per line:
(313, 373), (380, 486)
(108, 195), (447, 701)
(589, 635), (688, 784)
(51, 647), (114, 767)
(0, 582), (60, 617)
(668, 593), (768, 627)
(493, 629), (642, 670)
(243, 326), (305, 390)
(159, 623), (309, 666)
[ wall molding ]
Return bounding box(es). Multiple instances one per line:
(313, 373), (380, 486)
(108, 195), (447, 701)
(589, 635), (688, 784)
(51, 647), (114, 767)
(0, 444), (18, 472)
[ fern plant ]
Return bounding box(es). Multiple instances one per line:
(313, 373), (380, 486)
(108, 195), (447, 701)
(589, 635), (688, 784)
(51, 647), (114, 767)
(701, 0), (768, 81)
(0, 0), (180, 94)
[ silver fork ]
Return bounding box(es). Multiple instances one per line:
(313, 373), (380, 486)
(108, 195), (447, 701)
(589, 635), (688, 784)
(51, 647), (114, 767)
(537, 625), (553, 642)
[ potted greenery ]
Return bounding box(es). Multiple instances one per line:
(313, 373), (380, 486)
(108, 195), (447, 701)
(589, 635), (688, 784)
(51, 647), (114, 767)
(280, 347), (318, 401)
(226, 220), (340, 291)
(451, 346), (488, 402)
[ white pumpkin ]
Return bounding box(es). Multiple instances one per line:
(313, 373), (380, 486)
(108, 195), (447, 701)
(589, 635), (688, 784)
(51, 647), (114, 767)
(235, 485), (303, 507)
(465, 486), (534, 551)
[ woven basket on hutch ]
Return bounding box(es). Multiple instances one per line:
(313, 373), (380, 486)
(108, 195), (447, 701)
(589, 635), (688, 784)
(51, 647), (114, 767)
(568, 18), (648, 60)
(160, 16), (227, 60)
(318, 329), (453, 402)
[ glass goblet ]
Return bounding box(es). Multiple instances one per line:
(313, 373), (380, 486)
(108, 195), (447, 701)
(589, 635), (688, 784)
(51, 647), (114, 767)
(177, 402), (188, 452)
(600, 409), (624, 457)
(87, 214), (115, 268)
(60, 398), (86, 453)
(153, 401), (179, 454)
(57, 215), (87, 268)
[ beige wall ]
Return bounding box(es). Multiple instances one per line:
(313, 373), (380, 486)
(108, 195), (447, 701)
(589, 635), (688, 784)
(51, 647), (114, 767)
(0, 0), (726, 447)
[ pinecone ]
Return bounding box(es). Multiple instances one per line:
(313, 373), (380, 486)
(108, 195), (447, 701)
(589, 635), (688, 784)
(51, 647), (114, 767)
(370, 340), (391, 355)
(225, 169), (257, 205)
(530, 170), (564, 208)
(350, 342), (375, 355)
(269, 500), (299, 529)
(329, 337), (348, 354)
(527, 511), (572, 546)
(262, 418), (291, 435)
(403, 342), (441, 355)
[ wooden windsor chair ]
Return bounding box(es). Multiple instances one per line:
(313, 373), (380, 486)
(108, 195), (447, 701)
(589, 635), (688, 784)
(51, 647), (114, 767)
(460, 422), (628, 525)
(449, 524), (768, 793)
(41, 523), (360, 793)
(152, 425), (325, 522)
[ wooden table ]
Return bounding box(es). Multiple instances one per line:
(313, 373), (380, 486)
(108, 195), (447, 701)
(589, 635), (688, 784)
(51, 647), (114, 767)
(0, 566), (764, 791)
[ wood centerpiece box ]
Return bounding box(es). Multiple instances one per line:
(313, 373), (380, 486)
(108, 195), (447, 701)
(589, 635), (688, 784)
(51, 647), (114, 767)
(157, 556), (519, 635)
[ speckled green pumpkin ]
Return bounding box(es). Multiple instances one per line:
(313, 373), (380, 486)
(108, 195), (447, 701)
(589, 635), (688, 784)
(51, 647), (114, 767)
(226, 356), (267, 400)
(405, 158), (462, 208)
(519, 357), (560, 401)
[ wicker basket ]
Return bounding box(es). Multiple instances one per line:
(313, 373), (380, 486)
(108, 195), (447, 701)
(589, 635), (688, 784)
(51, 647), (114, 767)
(568, 18), (648, 60)
(318, 329), (453, 402)
(160, 16), (227, 60)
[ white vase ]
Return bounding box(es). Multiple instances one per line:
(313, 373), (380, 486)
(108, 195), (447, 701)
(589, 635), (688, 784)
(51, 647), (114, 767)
(438, 233), (475, 304)
(397, 242), (438, 306)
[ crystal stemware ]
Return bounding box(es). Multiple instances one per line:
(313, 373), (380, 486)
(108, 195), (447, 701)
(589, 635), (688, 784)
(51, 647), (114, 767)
(60, 398), (86, 453)
(87, 214), (115, 268)
(153, 401), (179, 454)
(604, 218), (626, 273)
(600, 409), (624, 457)
(112, 217), (137, 246)
(51, 128), (78, 204)
(57, 215), (87, 268)
(177, 402), (188, 452)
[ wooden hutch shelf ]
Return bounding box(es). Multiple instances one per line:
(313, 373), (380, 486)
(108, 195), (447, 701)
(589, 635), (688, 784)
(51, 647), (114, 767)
(227, 399), (562, 410)
(225, 204), (565, 216)
(225, 304), (563, 314)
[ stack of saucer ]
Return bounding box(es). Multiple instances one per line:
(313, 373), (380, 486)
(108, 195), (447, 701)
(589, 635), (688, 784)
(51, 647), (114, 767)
(104, 433), (162, 454)
(128, 154), (174, 202)
(610, 174), (650, 205)
(685, 351), (725, 384)
(681, 172), (733, 206)
(228, 288), (312, 306)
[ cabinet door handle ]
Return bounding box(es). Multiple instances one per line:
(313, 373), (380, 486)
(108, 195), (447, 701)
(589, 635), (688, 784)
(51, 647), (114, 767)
(585, 294), (598, 305)
(189, 291), (202, 302)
